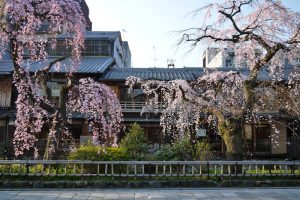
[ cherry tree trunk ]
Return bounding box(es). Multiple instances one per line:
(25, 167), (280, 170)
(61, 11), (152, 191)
(218, 116), (244, 160)
(43, 86), (69, 160)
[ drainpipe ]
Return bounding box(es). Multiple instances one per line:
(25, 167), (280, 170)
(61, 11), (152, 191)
(5, 118), (9, 144)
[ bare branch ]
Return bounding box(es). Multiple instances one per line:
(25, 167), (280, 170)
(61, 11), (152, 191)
(34, 56), (66, 79)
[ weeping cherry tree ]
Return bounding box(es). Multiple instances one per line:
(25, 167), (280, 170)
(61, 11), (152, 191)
(0, 0), (122, 159)
(127, 0), (300, 159)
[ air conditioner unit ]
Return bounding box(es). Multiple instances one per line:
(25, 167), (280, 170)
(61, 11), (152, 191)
(51, 89), (60, 97)
(196, 129), (207, 137)
(80, 136), (93, 145)
(38, 89), (45, 96)
(47, 82), (57, 89)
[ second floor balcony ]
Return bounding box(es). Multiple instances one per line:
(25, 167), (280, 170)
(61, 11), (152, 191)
(0, 106), (10, 112)
(120, 101), (165, 113)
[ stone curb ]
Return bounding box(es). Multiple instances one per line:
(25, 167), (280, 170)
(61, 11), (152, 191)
(0, 180), (300, 188)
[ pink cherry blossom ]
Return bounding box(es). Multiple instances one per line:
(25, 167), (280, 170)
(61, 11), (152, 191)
(0, 0), (122, 158)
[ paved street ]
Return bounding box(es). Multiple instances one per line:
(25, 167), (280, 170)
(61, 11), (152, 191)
(0, 188), (299, 200)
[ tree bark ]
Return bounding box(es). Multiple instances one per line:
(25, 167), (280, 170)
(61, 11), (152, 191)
(43, 84), (71, 160)
(218, 116), (244, 160)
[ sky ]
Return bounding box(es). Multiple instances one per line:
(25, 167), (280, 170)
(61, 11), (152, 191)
(85, 0), (300, 68)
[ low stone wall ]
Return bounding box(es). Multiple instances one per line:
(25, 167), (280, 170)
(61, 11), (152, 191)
(1, 180), (300, 188)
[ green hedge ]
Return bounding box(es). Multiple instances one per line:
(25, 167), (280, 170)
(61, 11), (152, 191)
(68, 145), (129, 161)
(155, 137), (212, 161)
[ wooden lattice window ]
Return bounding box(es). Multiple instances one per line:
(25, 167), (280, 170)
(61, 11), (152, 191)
(0, 78), (11, 108)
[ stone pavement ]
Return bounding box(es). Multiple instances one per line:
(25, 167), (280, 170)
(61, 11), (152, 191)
(0, 188), (299, 200)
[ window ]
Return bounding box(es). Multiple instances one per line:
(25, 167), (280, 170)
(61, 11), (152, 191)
(119, 88), (145, 102)
(225, 59), (233, 67)
(48, 39), (111, 56)
(284, 58), (289, 65)
(252, 124), (271, 155)
(132, 89), (144, 102)
(69, 124), (82, 140)
(0, 78), (11, 108)
(82, 40), (111, 56)
(48, 40), (72, 56)
(241, 61), (247, 68)
(254, 125), (271, 154)
(38, 82), (62, 108)
(120, 88), (131, 102)
(245, 124), (271, 156)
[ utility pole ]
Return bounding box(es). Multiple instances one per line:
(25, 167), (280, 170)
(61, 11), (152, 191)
(153, 46), (157, 67)
(121, 29), (127, 40)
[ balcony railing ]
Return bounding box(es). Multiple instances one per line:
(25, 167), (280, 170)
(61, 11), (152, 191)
(0, 160), (299, 177)
(120, 101), (165, 113)
(1, 102), (166, 113)
(0, 106), (10, 111)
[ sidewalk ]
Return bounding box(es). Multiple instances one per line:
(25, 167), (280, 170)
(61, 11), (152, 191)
(0, 188), (299, 199)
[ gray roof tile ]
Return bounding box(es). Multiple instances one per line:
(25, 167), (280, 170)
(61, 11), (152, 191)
(100, 67), (297, 82)
(0, 57), (114, 74)
(100, 67), (204, 81)
(214, 67), (296, 81)
(0, 60), (14, 74)
(57, 31), (121, 40)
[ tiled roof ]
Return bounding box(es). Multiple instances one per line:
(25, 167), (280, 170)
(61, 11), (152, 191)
(1, 60), (297, 81)
(0, 60), (14, 74)
(56, 31), (121, 40)
(101, 66), (298, 82)
(0, 57), (114, 74)
(101, 67), (204, 81)
(212, 67), (296, 81)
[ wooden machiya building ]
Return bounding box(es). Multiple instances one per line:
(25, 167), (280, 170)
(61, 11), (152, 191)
(0, 30), (299, 159)
(99, 67), (300, 159)
(100, 67), (205, 144)
(0, 30), (131, 158)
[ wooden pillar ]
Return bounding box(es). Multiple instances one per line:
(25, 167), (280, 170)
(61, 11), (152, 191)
(145, 127), (149, 143)
(82, 123), (88, 136)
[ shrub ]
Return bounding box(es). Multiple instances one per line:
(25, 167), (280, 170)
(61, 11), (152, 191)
(68, 145), (129, 174)
(155, 136), (194, 161)
(194, 139), (212, 160)
(119, 123), (148, 160)
(154, 144), (175, 161)
(68, 145), (129, 161)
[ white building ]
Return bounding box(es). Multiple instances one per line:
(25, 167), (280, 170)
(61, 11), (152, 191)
(202, 48), (235, 68)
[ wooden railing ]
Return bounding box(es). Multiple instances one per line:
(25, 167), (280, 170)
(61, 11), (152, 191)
(0, 160), (299, 177)
(120, 101), (165, 112)
(0, 106), (10, 111)
(0, 140), (82, 160)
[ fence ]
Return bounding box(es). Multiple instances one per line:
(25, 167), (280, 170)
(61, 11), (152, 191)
(0, 106), (10, 111)
(0, 160), (299, 177)
(1, 139), (81, 160)
(120, 101), (165, 112)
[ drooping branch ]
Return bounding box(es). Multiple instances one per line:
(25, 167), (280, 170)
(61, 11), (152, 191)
(126, 70), (245, 137)
(1, 0), (86, 158)
(68, 78), (123, 146)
